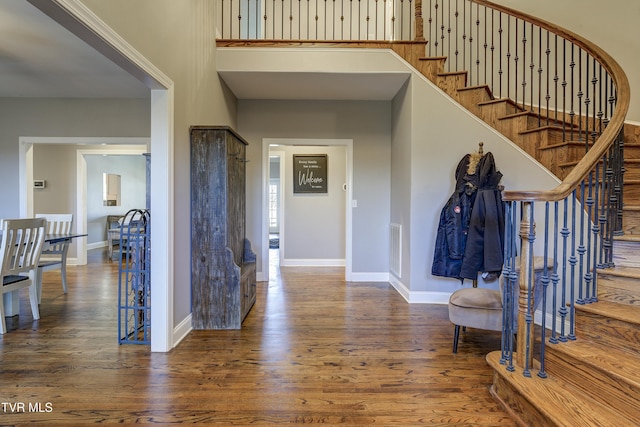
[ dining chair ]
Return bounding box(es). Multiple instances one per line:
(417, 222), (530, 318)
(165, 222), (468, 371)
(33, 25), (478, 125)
(35, 214), (73, 302)
(0, 218), (47, 334)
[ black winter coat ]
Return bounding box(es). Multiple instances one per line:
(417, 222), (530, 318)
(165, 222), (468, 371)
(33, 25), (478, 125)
(431, 152), (504, 281)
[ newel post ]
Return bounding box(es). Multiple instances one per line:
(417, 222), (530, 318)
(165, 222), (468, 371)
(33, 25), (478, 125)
(516, 201), (535, 373)
(415, 0), (425, 41)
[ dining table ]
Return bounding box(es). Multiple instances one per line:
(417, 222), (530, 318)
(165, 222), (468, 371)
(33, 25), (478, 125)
(2, 231), (87, 317)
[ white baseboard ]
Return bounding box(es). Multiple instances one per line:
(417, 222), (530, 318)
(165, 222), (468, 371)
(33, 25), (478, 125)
(257, 270), (389, 282)
(281, 258), (345, 267)
(389, 274), (451, 304)
(87, 241), (108, 250)
(349, 272), (389, 282)
(173, 313), (193, 348)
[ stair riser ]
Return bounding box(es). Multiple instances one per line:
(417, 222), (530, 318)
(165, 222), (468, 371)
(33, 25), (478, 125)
(491, 373), (553, 427)
(623, 166), (640, 180)
(519, 130), (558, 156)
(574, 309), (640, 354)
(417, 58), (446, 81)
(458, 88), (492, 113)
(390, 43), (428, 66)
(613, 239), (640, 267)
(543, 346), (640, 421)
(496, 116), (536, 154)
(436, 73), (466, 99)
(538, 145), (589, 178)
(622, 145), (640, 160)
(478, 102), (520, 127)
(623, 183), (640, 204)
(597, 275), (640, 305)
(622, 210), (640, 235)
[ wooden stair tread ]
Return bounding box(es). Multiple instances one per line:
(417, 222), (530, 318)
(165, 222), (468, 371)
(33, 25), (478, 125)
(437, 70), (467, 77)
(477, 97), (517, 107)
(613, 233), (640, 242)
(487, 351), (633, 427)
(419, 55), (447, 61)
(538, 140), (591, 150)
(575, 300), (640, 324)
(457, 84), (490, 92)
(599, 264), (640, 279)
(623, 205), (640, 211)
(547, 338), (640, 390)
(497, 111), (532, 120)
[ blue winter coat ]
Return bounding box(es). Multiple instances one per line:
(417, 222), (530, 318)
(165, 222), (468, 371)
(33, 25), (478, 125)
(432, 152), (504, 281)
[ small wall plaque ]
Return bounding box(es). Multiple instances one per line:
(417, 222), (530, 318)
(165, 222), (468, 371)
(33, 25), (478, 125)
(33, 180), (46, 189)
(293, 154), (328, 194)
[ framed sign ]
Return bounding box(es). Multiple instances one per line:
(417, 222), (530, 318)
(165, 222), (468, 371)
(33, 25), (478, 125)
(293, 154), (328, 193)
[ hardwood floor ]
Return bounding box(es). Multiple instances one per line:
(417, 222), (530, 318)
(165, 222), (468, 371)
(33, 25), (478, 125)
(0, 249), (516, 425)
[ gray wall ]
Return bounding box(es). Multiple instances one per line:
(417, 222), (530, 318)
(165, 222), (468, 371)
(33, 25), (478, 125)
(491, 0), (640, 122)
(276, 145), (346, 264)
(80, 0), (237, 327)
(0, 98), (150, 221)
(238, 100), (392, 276)
(85, 154), (147, 244)
(392, 73), (560, 296)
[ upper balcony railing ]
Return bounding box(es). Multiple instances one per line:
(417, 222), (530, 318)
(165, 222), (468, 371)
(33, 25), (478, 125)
(217, 0), (631, 380)
(217, 0), (422, 41)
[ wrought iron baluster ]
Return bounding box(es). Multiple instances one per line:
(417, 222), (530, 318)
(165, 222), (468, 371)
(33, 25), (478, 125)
(490, 8), (494, 93)
(569, 43), (576, 141)
(505, 15), (510, 100)
(462, 0), (466, 72)
(549, 201), (560, 344)
(578, 48), (584, 143)
(538, 202), (551, 379)
(540, 31), (551, 126)
(568, 189), (578, 341)
(454, 0), (459, 70)
(498, 12), (502, 98)
(561, 39), (567, 141)
(427, 0), (433, 54)
(514, 17), (520, 108)
(476, 4), (480, 85)
(446, 0), (451, 64)
(553, 34), (558, 124)
(585, 169), (595, 303)
(577, 179), (586, 305)
(559, 197), (569, 342)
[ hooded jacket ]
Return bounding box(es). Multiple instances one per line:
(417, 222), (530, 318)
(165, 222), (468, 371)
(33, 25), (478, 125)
(431, 152), (504, 281)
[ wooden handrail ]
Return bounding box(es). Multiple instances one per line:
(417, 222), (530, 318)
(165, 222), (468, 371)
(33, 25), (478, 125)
(471, 0), (630, 202)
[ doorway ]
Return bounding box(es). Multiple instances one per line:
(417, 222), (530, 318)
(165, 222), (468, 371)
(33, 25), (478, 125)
(268, 152), (284, 275)
(17, 1), (175, 352)
(262, 139), (353, 282)
(21, 138), (148, 265)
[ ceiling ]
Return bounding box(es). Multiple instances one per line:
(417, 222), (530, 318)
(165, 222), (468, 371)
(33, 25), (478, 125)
(0, 1), (405, 101)
(0, 1), (149, 98)
(218, 70), (409, 101)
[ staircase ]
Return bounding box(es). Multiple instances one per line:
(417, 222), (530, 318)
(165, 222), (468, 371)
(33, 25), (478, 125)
(414, 53), (596, 179)
(396, 43), (640, 426)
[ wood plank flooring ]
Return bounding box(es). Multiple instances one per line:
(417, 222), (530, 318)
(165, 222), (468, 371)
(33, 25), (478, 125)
(0, 249), (516, 425)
